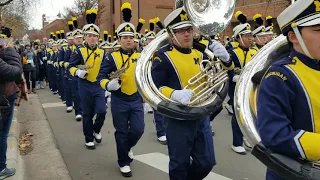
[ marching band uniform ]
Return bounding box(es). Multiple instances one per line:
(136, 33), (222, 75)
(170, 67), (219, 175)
(251, 14), (266, 52)
(134, 18), (145, 51)
(64, 21), (76, 113)
(49, 40), (59, 94)
(257, 1), (320, 179)
(151, 7), (233, 180)
(97, 2), (144, 177)
(56, 31), (65, 100)
(151, 17), (168, 144)
(264, 15), (274, 44)
(46, 36), (54, 91)
(70, 17), (84, 121)
(68, 9), (106, 149)
(228, 23), (256, 155)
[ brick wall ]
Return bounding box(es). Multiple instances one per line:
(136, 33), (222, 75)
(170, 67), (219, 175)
(221, 0), (289, 38)
(99, 0), (175, 39)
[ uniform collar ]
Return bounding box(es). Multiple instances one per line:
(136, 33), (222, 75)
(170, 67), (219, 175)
(172, 43), (191, 54)
(120, 48), (134, 55)
(290, 49), (320, 71)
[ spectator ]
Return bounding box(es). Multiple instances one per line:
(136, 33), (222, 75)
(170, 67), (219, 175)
(22, 44), (37, 93)
(0, 31), (23, 179)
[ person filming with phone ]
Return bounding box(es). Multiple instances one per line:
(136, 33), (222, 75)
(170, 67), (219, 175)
(0, 26), (23, 179)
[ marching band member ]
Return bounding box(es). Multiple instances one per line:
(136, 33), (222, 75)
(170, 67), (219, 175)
(228, 22), (256, 155)
(64, 20), (76, 113)
(151, 16), (168, 144)
(134, 18), (145, 51)
(70, 17), (84, 121)
(97, 2), (144, 177)
(252, 13), (267, 51)
(224, 11), (248, 116)
(151, 7), (232, 179)
(46, 33), (54, 91)
(100, 31), (113, 53)
(225, 11), (247, 51)
(49, 38), (59, 95)
(257, 0), (320, 179)
(144, 19), (156, 45)
(68, 9), (106, 149)
(264, 15), (274, 44)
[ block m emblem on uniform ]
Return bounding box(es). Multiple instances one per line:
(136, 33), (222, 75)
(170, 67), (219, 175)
(180, 14), (188, 21)
(125, 26), (131, 31)
(194, 58), (199, 65)
(314, 0), (320, 11)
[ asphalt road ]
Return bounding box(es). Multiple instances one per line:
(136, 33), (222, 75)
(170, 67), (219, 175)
(37, 89), (267, 180)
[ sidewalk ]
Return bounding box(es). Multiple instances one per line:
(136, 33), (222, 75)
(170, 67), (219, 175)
(13, 93), (71, 180)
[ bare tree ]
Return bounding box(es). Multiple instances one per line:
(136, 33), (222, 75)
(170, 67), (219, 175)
(0, 0), (14, 7)
(64, 0), (98, 17)
(63, 0), (105, 28)
(0, 0), (39, 38)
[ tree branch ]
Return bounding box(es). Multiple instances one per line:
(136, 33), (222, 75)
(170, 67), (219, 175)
(0, 0), (14, 7)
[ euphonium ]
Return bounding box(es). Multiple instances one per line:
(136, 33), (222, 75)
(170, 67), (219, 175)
(135, 0), (235, 120)
(234, 35), (320, 180)
(234, 35), (288, 146)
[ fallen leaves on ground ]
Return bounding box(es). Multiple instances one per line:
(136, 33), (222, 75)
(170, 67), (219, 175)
(19, 132), (33, 154)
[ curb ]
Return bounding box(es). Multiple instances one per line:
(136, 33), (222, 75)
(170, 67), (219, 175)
(6, 111), (24, 180)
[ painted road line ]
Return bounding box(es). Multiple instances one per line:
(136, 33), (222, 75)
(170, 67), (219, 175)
(42, 102), (65, 108)
(134, 152), (233, 180)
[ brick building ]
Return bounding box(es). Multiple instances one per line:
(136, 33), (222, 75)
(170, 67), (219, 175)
(98, 0), (175, 39)
(39, 0), (290, 41)
(98, 0), (290, 40)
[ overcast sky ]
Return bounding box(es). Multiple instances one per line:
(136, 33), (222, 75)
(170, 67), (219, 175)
(29, 0), (75, 29)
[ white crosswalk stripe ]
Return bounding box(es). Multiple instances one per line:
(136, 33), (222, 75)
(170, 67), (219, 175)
(134, 152), (233, 180)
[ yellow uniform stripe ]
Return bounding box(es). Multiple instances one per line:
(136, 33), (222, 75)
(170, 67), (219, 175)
(59, 62), (63, 67)
(220, 61), (234, 70)
(287, 57), (320, 160)
(64, 62), (69, 68)
(79, 48), (104, 82)
(160, 86), (174, 99)
(70, 67), (78, 76)
(100, 79), (109, 90)
(166, 48), (203, 91)
(111, 51), (140, 95)
(299, 132), (320, 161)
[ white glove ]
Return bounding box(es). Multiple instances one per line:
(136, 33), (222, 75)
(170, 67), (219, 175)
(208, 41), (230, 63)
(75, 69), (88, 79)
(105, 90), (111, 97)
(171, 89), (194, 105)
(232, 75), (240, 82)
(107, 78), (121, 91)
(43, 57), (47, 61)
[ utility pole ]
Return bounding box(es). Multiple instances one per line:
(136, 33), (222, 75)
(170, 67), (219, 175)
(138, 0), (140, 18)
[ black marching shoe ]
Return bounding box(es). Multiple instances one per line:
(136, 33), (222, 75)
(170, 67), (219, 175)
(120, 166), (132, 177)
(94, 132), (102, 144)
(75, 114), (82, 121)
(85, 142), (95, 150)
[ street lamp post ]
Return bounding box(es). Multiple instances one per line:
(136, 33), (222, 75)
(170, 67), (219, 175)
(138, 0), (140, 18)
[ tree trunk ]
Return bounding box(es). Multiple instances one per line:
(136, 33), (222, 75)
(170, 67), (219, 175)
(0, 0), (14, 7)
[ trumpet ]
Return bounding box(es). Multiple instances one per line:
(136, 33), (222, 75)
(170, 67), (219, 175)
(108, 62), (130, 80)
(76, 64), (93, 70)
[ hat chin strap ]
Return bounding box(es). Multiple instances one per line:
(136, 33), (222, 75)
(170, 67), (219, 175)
(239, 34), (245, 48)
(292, 26), (314, 59)
(169, 28), (182, 47)
(256, 36), (263, 45)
